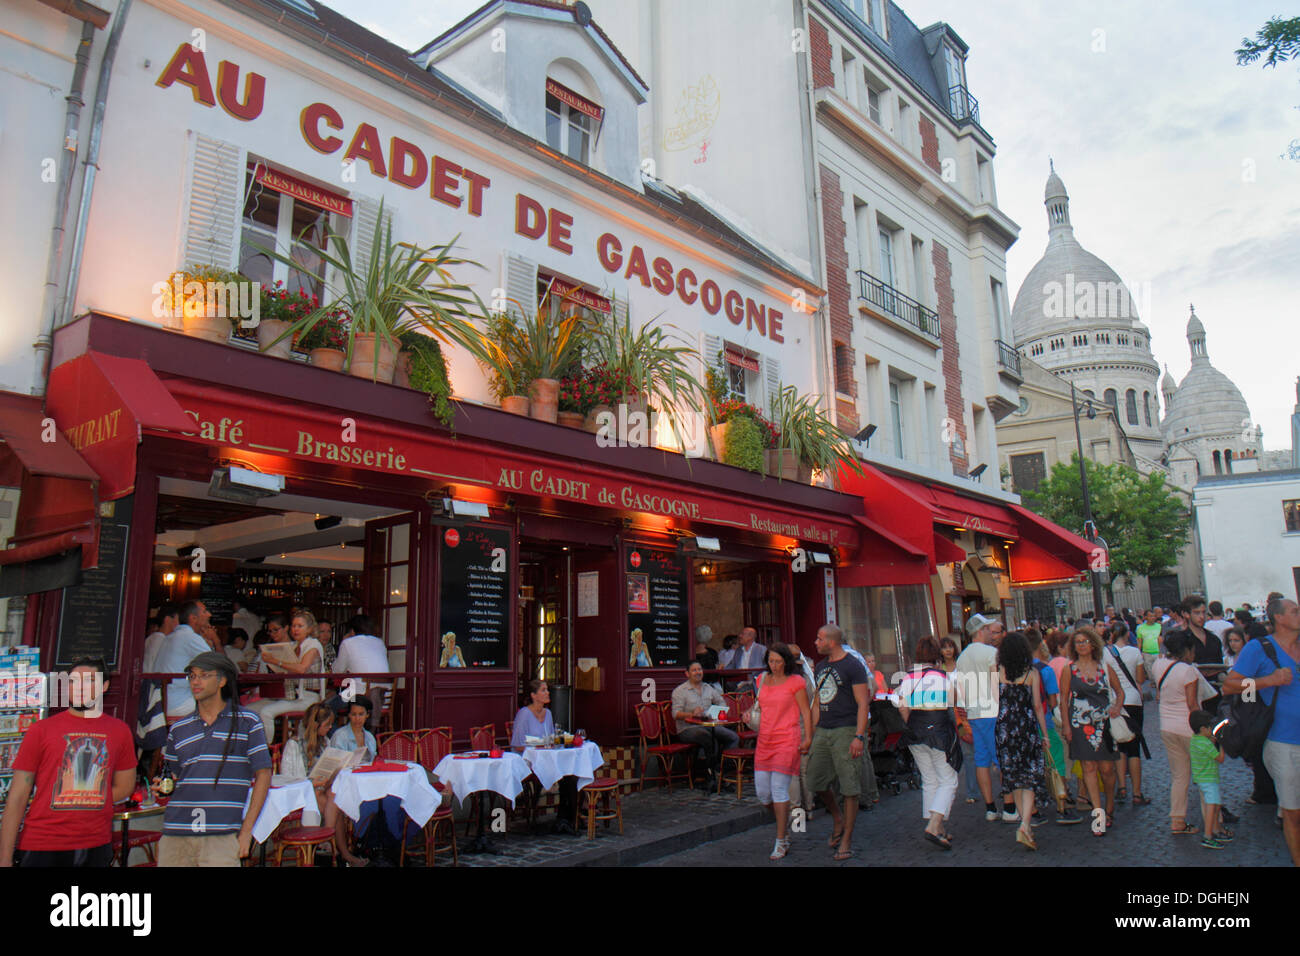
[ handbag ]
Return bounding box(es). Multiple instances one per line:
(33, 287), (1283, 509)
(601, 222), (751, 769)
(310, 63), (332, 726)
(1219, 638), (1282, 762)
(745, 675), (762, 731)
(1104, 648), (1135, 744)
(1107, 646), (1151, 758)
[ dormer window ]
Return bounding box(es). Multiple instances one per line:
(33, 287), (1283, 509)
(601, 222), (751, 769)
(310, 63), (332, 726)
(848, 0), (887, 37)
(545, 79), (602, 165)
(944, 44), (966, 91)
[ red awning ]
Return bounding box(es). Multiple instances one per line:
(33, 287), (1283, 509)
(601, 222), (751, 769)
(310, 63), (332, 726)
(933, 532), (967, 564)
(0, 390), (100, 580)
(46, 352), (193, 500)
(1007, 503), (1097, 586)
(919, 484), (1019, 538)
(839, 516), (930, 586)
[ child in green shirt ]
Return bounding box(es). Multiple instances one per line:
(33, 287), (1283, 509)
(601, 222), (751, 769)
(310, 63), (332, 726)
(1189, 710), (1228, 849)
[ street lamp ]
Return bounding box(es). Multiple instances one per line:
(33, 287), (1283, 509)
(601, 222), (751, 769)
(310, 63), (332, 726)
(1070, 382), (1106, 618)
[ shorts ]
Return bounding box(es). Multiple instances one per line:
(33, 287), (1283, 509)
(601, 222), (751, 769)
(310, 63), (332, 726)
(17, 843), (113, 867)
(971, 717), (998, 769)
(1195, 780), (1222, 805)
(1263, 738), (1300, 811)
(754, 770), (792, 804)
(807, 725), (861, 797)
(157, 833), (241, 867)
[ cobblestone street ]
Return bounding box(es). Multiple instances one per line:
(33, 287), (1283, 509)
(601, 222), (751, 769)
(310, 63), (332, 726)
(644, 706), (1294, 867)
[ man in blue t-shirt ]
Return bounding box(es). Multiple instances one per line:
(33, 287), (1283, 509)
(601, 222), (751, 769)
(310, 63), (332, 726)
(1225, 598), (1300, 865)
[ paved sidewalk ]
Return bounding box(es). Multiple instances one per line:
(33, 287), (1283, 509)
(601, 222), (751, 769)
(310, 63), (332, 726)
(644, 706), (1294, 867)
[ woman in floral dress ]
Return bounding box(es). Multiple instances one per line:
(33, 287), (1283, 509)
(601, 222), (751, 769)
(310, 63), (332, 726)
(995, 631), (1049, 850)
(1059, 626), (1126, 835)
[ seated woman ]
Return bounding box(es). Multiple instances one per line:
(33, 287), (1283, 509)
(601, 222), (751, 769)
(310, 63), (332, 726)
(249, 610), (326, 743)
(280, 702), (368, 867)
(330, 696), (378, 759)
(510, 679), (577, 834)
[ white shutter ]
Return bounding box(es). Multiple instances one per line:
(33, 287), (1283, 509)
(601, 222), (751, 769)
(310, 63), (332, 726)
(501, 252), (537, 317)
(351, 196), (393, 282)
(701, 333), (723, 377)
(183, 132), (242, 268)
(761, 354), (783, 415)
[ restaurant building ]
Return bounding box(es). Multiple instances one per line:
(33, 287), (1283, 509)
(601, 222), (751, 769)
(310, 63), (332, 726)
(1, 0), (1097, 748)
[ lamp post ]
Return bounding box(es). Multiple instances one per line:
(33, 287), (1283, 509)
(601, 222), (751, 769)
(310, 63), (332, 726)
(1070, 382), (1106, 619)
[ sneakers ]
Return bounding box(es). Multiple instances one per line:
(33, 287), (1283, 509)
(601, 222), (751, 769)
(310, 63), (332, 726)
(1214, 828), (1234, 842)
(1056, 808), (1084, 825)
(1001, 808), (1021, 823)
(985, 807), (1000, 822)
(1030, 811), (1047, 827)
(1200, 837), (1226, 850)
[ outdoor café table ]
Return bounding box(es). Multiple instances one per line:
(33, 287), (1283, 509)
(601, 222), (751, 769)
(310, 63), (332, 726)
(113, 803), (164, 868)
(247, 775), (320, 864)
(521, 741), (604, 791)
(431, 751), (531, 853)
(330, 760), (441, 829)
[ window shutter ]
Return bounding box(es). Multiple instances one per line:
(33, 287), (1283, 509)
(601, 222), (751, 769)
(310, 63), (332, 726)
(183, 132), (243, 269)
(761, 354), (783, 414)
(501, 252), (537, 318)
(351, 196), (393, 283)
(700, 332), (723, 395)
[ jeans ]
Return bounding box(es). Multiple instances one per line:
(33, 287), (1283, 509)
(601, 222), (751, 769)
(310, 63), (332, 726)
(960, 737), (979, 798)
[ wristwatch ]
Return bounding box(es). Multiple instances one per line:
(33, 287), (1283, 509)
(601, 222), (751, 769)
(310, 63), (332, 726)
(854, 734), (866, 741)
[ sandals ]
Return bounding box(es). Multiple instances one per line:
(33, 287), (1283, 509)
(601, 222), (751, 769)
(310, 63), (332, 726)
(924, 830), (952, 851)
(1171, 822), (1199, 835)
(1131, 793), (1151, 806)
(1117, 788), (1127, 801)
(827, 827), (844, 848)
(1016, 827), (1037, 851)
(770, 838), (791, 860)
(832, 848), (854, 861)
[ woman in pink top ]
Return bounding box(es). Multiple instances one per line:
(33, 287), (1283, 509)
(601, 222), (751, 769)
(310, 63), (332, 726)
(1150, 631), (1202, 834)
(751, 642), (813, 860)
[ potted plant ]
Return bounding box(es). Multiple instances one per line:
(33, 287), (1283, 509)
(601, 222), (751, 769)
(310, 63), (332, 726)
(167, 264), (248, 343)
(254, 199), (484, 385)
(298, 307), (350, 371)
(767, 384), (865, 483)
(258, 282), (317, 358)
(557, 374), (588, 429)
(580, 363), (636, 432)
(475, 311), (533, 416)
(395, 326), (455, 430)
(470, 297), (587, 423)
(722, 414), (765, 473)
(710, 397), (778, 462)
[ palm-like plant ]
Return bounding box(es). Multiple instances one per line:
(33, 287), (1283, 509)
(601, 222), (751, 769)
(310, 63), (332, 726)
(471, 295), (588, 401)
(769, 384), (864, 480)
(254, 200), (486, 376)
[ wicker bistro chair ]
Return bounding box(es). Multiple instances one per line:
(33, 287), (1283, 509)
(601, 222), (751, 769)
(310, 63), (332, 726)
(274, 826), (337, 867)
(396, 726), (459, 866)
(725, 692), (759, 747)
(718, 748), (754, 798)
(469, 724), (496, 751)
(377, 730), (419, 763)
(634, 702), (694, 792)
(575, 777), (623, 839)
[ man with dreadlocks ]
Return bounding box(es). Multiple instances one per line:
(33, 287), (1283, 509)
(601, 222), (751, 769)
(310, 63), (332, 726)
(155, 651), (271, 866)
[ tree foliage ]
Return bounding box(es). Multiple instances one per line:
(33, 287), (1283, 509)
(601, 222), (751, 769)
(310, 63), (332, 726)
(1236, 16), (1300, 67)
(1021, 455), (1191, 584)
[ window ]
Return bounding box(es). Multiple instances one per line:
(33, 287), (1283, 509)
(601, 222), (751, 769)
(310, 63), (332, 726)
(866, 84), (882, 125)
(1143, 391), (1152, 426)
(989, 278), (1005, 341)
(239, 162), (331, 301)
(545, 83), (594, 164)
(878, 228), (896, 287)
(1213, 450), (1222, 475)
(868, 0), (887, 38)
(977, 157), (992, 203)
(853, 199), (871, 275)
(897, 100), (913, 150)
(1010, 452), (1047, 493)
(912, 238), (927, 305)
(1285, 500), (1300, 533)
(1083, 389), (1095, 400)
(841, 49), (858, 107)
(834, 343), (854, 396)
(1103, 388), (1117, 410)
(944, 44), (966, 91)
(889, 378), (904, 458)
(1125, 389), (1138, 425)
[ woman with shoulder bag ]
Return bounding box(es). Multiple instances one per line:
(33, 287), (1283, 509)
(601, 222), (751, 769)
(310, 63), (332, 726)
(1106, 623), (1150, 805)
(1059, 627), (1125, 835)
(897, 637), (961, 850)
(996, 632), (1049, 850)
(1151, 632), (1203, 834)
(752, 643), (813, 860)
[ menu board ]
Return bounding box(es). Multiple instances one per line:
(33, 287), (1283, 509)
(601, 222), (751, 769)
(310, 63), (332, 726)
(56, 520), (129, 669)
(437, 524), (510, 668)
(625, 546), (688, 668)
(200, 572), (237, 626)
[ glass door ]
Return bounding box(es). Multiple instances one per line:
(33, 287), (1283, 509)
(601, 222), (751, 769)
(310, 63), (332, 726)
(364, 513), (418, 726)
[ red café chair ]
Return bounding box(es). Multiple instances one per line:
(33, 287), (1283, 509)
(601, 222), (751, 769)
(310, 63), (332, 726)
(726, 692), (758, 748)
(275, 826), (337, 867)
(500, 721), (514, 748)
(634, 702), (693, 792)
(112, 830), (161, 866)
(469, 724), (496, 751)
(401, 724), (459, 867)
(377, 730), (418, 763)
(274, 710), (306, 744)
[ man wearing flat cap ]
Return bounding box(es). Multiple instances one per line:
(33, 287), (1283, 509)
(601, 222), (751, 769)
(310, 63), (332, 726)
(155, 651), (271, 867)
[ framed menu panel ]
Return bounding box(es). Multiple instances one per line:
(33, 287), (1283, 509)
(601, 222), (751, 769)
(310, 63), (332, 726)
(625, 545), (688, 668)
(438, 524), (510, 668)
(55, 511), (131, 670)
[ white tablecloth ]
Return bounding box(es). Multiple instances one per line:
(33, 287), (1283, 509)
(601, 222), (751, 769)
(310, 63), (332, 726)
(330, 761), (441, 828)
(247, 776), (320, 843)
(521, 742), (604, 791)
(431, 752), (531, 807)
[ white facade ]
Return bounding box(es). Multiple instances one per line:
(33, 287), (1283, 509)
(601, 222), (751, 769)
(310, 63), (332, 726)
(5, 0), (826, 453)
(1194, 470), (1300, 607)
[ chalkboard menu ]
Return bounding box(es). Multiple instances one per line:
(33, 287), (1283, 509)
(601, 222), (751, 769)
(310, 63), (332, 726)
(200, 572), (237, 626)
(625, 545), (688, 668)
(438, 524), (510, 668)
(56, 520), (130, 669)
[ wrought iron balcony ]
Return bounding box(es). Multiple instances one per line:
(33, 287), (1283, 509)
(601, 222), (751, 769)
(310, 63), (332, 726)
(995, 338), (1022, 378)
(857, 270), (941, 341)
(948, 85), (980, 127)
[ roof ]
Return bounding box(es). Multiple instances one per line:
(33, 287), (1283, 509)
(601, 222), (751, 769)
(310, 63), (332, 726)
(413, 0), (648, 91)
(226, 0), (817, 290)
(1195, 468), (1300, 488)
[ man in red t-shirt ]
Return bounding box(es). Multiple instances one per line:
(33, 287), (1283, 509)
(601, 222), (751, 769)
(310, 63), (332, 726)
(0, 658), (136, 867)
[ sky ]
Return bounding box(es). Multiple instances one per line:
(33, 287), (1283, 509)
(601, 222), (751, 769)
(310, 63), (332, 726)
(326, 0), (1299, 450)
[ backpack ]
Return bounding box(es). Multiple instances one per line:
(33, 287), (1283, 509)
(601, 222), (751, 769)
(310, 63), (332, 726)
(1217, 638), (1282, 762)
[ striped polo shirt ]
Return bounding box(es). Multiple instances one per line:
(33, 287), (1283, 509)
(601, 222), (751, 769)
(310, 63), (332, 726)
(162, 704), (271, 835)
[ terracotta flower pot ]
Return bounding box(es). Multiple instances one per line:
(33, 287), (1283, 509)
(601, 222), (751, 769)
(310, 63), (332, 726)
(529, 378), (560, 423)
(181, 305), (232, 343)
(348, 333), (397, 383)
(765, 448), (812, 482)
(309, 347), (346, 372)
(709, 422), (731, 460)
(392, 350), (415, 388)
(558, 411), (586, 429)
(585, 404), (613, 434)
(256, 318), (294, 358)
(501, 395), (530, 416)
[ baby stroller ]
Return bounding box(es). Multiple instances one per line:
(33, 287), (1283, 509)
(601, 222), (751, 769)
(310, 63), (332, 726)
(869, 698), (919, 795)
